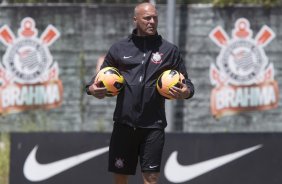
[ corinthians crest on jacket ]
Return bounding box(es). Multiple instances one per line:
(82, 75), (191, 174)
(209, 18), (279, 118)
(0, 17), (63, 114)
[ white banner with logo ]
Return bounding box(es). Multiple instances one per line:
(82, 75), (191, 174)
(209, 18), (279, 118)
(0, 17), (63, 114)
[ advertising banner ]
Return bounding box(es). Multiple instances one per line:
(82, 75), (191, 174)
(209, 18), (279, 118)
(0, 17), (63, 115)
(10, 133), (282, 184)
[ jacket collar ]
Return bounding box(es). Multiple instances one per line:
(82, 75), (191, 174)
(129, 29), (161, 42)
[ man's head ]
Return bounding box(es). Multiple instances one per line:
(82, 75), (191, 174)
(133, 3), (158, 36)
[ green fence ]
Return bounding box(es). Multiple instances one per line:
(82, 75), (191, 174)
(0, 134), (9, 184)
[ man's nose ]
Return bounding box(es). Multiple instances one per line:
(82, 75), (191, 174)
(149, 17), (156, 23)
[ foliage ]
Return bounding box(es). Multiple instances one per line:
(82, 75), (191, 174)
(212, 0), (280, 6)
(5, 0), (281, 6)
(0, 133), (10, 184)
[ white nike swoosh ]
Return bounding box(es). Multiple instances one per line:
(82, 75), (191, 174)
(164, 144), (262, 183)
(149, 165), (158, 169)
(23, 145), (109, 182)
(123, 56), (132, 59)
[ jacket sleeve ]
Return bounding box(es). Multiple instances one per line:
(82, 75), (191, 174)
(174, 49), (195, 99)
(85, 72), (98, 95)
(85, 44), (119, 95)
(99, 46), (119, 69)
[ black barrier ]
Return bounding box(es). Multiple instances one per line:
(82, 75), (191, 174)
(10, 133), (282, 184)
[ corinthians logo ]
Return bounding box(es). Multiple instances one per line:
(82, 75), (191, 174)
(0, 17), (63, 114)
(151, 52), (163, 64)
(209, 18), (279, 118)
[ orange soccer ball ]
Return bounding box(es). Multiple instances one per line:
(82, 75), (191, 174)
(156, 70), (185, 99)
(95, 67), (125, 97)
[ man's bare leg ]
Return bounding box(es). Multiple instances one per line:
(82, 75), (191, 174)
(142, 172), (160, 184)
(114, 174), (129, 184)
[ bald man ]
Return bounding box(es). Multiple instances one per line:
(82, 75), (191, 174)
(86, 2), (194, 184)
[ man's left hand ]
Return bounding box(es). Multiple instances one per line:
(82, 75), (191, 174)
(169, 82), (190, 99)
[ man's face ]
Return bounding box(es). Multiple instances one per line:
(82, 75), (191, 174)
(134, 5), (158, 36)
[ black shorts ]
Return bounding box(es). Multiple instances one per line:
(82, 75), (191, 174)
(108, 123), (165, 175)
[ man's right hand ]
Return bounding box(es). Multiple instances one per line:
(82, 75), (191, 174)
(88, 81), (107, 99)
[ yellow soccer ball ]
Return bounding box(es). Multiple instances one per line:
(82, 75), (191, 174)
(95, 67), (125, 97)
(157, 70), (185, 99)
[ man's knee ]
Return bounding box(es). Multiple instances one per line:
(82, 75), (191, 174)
(142, 172), (160, 184)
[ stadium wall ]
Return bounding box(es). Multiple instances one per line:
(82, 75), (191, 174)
(0, 4), (281, 132)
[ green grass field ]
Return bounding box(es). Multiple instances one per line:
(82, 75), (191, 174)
(0, 133), (10, 184)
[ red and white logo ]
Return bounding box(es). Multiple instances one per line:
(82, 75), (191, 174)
(0, 17), (63, 114)
(151, 52), (163, 64)
(209, 18), (279, 118)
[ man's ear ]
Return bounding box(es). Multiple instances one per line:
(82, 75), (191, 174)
(133, 16), (137, 26)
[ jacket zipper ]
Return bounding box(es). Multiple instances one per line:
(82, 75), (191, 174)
(135, 40), (147, 125)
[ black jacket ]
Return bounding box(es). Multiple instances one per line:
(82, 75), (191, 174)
(86, 29), (194, 129)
